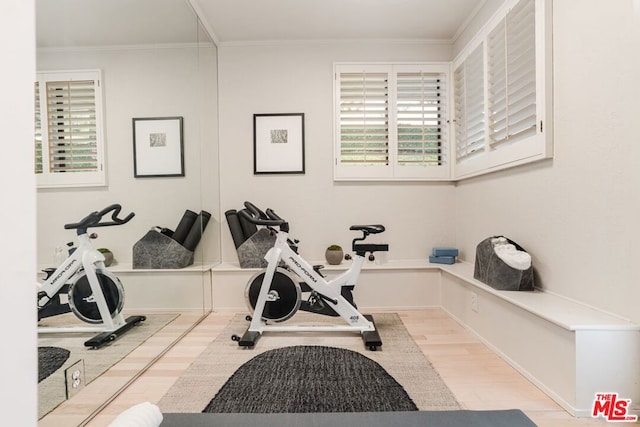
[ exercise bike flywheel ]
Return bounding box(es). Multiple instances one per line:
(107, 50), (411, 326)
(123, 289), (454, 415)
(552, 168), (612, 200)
(67, 269), (125, 324)
(245, 267), (301, 322)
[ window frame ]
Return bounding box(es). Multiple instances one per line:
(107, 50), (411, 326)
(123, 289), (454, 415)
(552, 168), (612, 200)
(334, 62), (451, 181)
(452, 0), (553, 180)
(35, 69), (107, 188)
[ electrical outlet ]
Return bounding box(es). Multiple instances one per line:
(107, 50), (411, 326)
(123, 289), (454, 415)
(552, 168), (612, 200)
(471, 292), (479, 313)
(65, 359), (85, 399)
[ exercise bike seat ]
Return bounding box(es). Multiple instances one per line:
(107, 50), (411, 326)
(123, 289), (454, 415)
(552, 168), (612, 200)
(350, 224), (385, 235)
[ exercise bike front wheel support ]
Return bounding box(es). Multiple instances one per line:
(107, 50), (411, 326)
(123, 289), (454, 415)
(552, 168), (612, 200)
(68, 270), (125, 324)
(245, 268), (301, 322)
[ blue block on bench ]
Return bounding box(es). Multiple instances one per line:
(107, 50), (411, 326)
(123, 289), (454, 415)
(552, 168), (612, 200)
(432, 247), (459, 257)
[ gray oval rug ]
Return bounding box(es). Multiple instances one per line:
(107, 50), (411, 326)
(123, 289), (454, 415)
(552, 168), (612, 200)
(203, 345), (418, 413)
(38, 346), (70, 382)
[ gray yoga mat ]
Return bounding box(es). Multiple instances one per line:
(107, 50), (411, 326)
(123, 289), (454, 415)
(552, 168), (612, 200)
(161, 410), (537, 427)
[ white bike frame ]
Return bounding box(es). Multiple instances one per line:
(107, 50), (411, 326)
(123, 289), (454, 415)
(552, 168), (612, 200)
(247, 228), (375, 335)
(37, 232), (125, 333)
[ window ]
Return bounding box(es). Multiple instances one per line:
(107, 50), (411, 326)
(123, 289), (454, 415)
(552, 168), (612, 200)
(34, 70), (106, 188)
(334, 63), (450, 180)
(453, 0), (552, 179)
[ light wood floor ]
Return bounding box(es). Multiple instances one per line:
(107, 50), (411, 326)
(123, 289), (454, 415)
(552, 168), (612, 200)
(40, 309), (613, 426)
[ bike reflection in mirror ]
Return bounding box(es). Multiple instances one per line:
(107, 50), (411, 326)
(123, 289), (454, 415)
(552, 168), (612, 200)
(37, 204), (146, 349)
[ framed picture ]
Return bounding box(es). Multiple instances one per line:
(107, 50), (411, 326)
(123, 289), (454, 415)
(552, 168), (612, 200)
(132, 116), (184, 177)
(253, 113), (305, 174)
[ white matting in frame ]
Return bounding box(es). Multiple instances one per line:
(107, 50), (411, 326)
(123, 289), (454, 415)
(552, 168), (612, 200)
(253, 113), (305, 174)
(133, 116), (184, 177)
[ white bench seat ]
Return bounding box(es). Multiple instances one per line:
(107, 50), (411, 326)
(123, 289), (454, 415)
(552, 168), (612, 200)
(441, 262), (638, 332)
(438, 261), (639, 418)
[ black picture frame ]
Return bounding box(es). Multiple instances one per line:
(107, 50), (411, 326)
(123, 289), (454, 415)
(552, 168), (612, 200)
(253, 113), (305, 174)
(133, 116), (184, 177)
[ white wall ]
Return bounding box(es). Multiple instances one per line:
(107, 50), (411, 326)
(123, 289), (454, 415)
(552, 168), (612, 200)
(218, 41), (457, 263)
(452, 0), (503, 58)
(453, 0), (640, 324)
(36, 44), (220, 267)
(1, 0), (37, 425)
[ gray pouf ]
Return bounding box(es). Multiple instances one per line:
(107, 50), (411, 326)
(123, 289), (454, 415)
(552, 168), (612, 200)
(473, 236), (534, 291)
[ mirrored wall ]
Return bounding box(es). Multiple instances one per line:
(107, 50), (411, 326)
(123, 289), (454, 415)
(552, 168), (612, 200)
(35, 0), (219, 422)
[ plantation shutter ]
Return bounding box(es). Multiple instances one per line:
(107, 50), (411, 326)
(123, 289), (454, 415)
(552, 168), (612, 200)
(34, 70), (106, 188)
(488, 0), (536, 148)
(396, 71), (446, 166)
(455, 44), (485, 162)
(34, 82), (43, 174)
(46, 79), (99, 173)
(454, 66), (465, 158)
(335, 63), (450, 180)
(338, 71), (389, 166)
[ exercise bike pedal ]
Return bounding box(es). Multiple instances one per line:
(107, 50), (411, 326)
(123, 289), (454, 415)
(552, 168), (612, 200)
(83, 315), (146, 349)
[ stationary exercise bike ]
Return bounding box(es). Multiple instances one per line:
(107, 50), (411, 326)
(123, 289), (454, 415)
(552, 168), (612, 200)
(37, 204), (146, 349)
(231, 202), (388, 351)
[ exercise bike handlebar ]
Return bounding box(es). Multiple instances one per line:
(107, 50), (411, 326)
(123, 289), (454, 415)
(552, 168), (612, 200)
(265, 208), (283, 222)
(64, 204), (135, 232)
(240, 201), (288, 229)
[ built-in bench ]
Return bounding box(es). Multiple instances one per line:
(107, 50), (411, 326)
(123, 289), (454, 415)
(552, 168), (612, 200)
(210, 259), (442, 311)
(108, 262), (214, 312)
(210, 259), (640, 418)
(438, 261), (640, 418)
